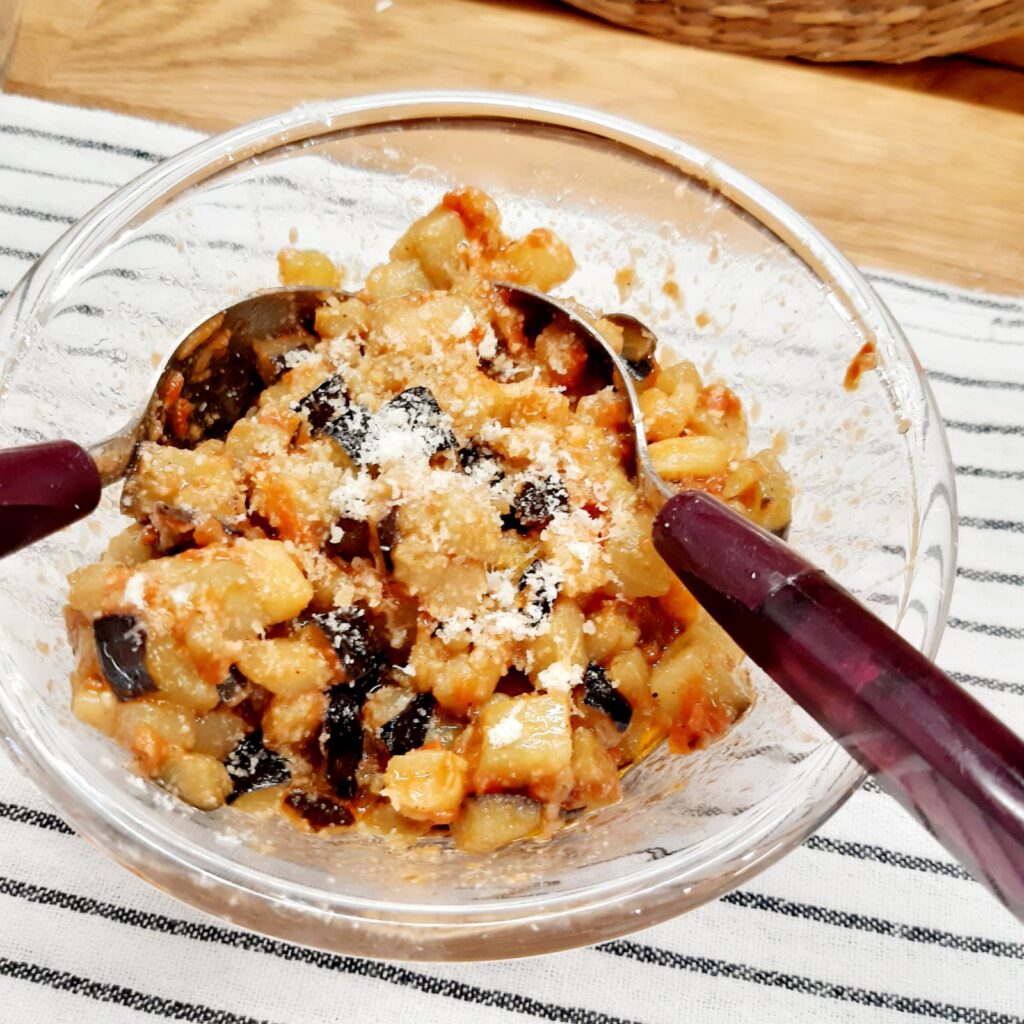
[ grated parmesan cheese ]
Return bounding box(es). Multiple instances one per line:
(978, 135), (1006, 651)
(486, 569), (518, 609)
(478, 419), (507, 443)
(477, 325), (499, 360)
(541, 506), (608, 593)
(329, 470), (375, 520)
(449, 306), (475, 339)
(486, 705), (524, 748)
(568, 540), (594, 571)
(123, 572), (147, 609)
(282, 347), (315, 370)
(537, 661), (583, 694)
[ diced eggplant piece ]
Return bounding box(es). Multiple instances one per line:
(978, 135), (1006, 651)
(457, 443), (491, 472)
(380, 386), (456, 454)
(217, 665), (251, 707)
(293, 375), (375, 465)
(518, 558), (560, 628)
(380, 692), (435, 756)
(582, 662), (632, 732)
(312, 605), (384, 680)
(320, 685), (364, 799)
(625, 357), (654, 382)
(284, 789), (354, 830)
(501, 477), (569, 534)
(495, 669), (533, 698)
(376, 507), (400, 573)
(224, 730), (291, 803)
(458, 443), (504, 484)
(325, 515), (372, 562)
(252, 332), (314, 386)
(323, 402), (374, 465)
(150, 502), (195, 553)
(349, 655), (387, 700)
(231, 682), (273, 731)
(93, 614), (157, 701)
(291, 374), (350, 431)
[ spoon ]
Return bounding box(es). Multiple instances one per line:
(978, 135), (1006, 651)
(498, 281), (1024, 922)
(2, 283), (1022, 919)
(0, 288), (334, 556)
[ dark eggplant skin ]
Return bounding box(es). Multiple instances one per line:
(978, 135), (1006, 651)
(320, 685), (364, 799)
(382, 386), (456, 454)
(216, 664), (250, 707)
(292, 374), (349, 431)
(457, 443), (504, 484)
(501, 477), (569, 534)
(326, 516), (372, 562)
(223, 731), (291, 803)
(518, 558), (559, 628)
(376, 507), (400, 574)
(582, 662), (632, 732)
(93, 615), (157, 701)
(349, 656), (388, 702)
(324, 403), (375, 465)
(284, 789), (354, 830)
(624, 357), (654, 382)
(150, 501), (195, 553)
(312, 605), (383, 680)
(292, 375), (374, 464)
(495, 669), (534, 697)
(380, 693), (435, 756)
(317, 652), (389, 798)
(298, 382), (454, 465)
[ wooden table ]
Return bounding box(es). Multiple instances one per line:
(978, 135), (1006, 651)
(8, 0), (1024, 295)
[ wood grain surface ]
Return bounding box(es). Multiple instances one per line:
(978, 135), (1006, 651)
(7, 0), (1024, 295)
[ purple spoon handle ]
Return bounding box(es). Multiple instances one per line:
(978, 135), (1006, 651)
(654, 489), (1024, 920)
(0, 441), (102, 558)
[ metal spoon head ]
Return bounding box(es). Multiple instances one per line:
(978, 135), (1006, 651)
(495, 282), (673, 511)
(604, 311), (657, 379)
(89, 287), (343, 486)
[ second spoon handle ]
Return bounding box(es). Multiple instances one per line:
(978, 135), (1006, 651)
(653, 489), (1024, 920)
(0, 440), (102, 558)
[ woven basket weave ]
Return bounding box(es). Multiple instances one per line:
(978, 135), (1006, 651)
(564, 1), (1024, 62)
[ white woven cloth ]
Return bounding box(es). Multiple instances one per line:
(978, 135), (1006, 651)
(0, 92), (1021, 1024)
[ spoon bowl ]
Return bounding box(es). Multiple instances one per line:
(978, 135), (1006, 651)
(93, 287), (341, 484)
(0, 288), (343, 555)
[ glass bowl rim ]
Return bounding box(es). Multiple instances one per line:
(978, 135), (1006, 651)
(0, 89), (957, 944)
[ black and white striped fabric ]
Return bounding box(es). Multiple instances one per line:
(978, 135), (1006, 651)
(0, 93), (1021, 1024)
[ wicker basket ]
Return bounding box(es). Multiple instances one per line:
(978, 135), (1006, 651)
(564, 0), (1024, 62)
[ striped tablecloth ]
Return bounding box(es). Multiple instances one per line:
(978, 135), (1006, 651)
(0, 92), (1021, 1024)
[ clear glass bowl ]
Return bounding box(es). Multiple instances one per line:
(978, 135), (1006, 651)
(0, 92), (956, 960)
